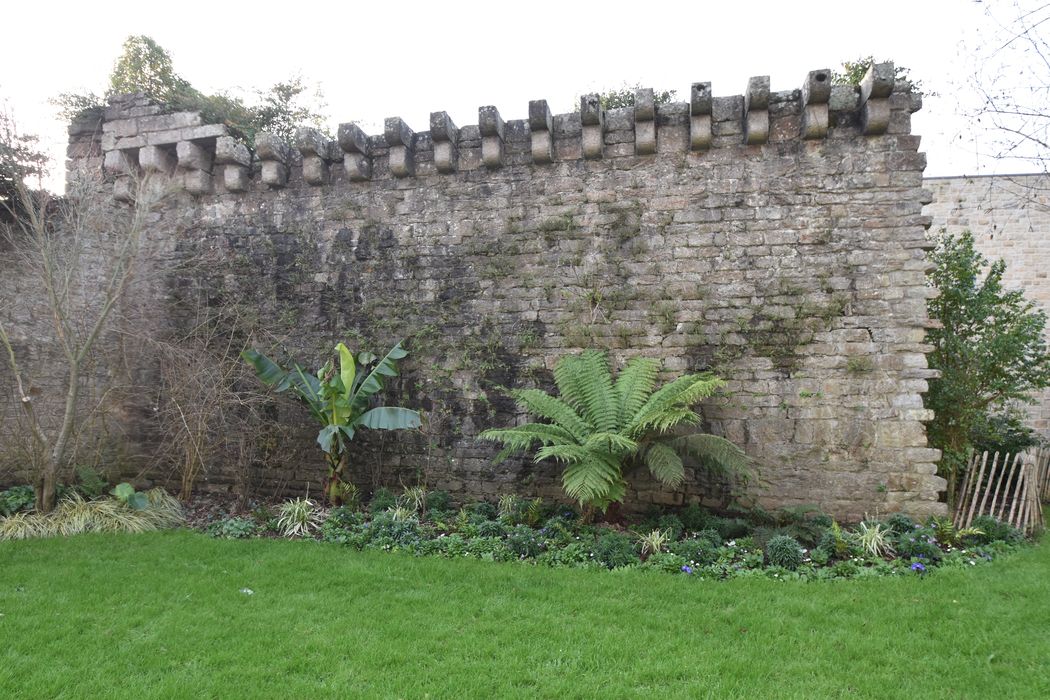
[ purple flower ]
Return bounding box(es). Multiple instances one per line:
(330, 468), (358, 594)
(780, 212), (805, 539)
(911, 562), (926, 573)
(681, 565), (693, 574)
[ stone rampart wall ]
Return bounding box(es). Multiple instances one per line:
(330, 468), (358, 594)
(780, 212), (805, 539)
(1, 64), (947, 518)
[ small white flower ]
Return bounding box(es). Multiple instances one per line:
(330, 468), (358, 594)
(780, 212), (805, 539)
(240, 588), (254, 595)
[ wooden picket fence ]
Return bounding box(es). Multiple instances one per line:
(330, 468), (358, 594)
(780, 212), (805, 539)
(953, 446), (1049, 536)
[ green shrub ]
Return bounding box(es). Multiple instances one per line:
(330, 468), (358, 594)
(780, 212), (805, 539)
(370, 488), (397, 514)
(74, 466), (109, 499)
(538, 542), (592, 568)
(696, 528), (722, 548)
(817, 522), (854, 559)
(436, 533), (468, 557)
(592, 531), (637, 569)
(811, 513), (834, 529)
(207, 517), (258, 539)
(711, 516), (751, 540)
(765, 535), (804, 570)
(645, 551), (689, 573)
(829, 560), (862, 578)
(970, 515), (1025, 545)
(464, 501), (497, 522)
(425, 490), (451, 514)
(466, 536), (513, 561)
(894, 526), (942, 563)
(668, 537), (719, 566)
(363, 511), (422, 550)
(679, 504), (711, 531)
(884, 512), (915, 533)
(1, 485), (35, 516)
(506, 525), (544, 559)
(320, 506), (364, 543)
(477, 520), (507, 538)
(809, 548), (831, 566)
(656, 514), (685, 540)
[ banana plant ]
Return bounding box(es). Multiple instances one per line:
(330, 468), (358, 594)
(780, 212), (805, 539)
(242, 341), (421, 505)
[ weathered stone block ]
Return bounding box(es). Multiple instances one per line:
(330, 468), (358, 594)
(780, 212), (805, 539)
(261, 160), (288, 187)
(176, 140), (213, 172)
(138, 145), (176, 173)
(214, 136), (251, 167)
(183, 169), (213, 195)
(222, 164), (250, 192)
(255, 133), (292, 164)
(529, 100), (554, 164)
(479, 106), (505, 169)
(103, 149), (137, 175)
(302, 155), (329, 185)
(295, 128), (331, 159)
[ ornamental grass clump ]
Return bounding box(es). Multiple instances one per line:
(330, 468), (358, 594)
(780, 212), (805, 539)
(276, 497), (323, 538)
(480, 350), (748, 513)
(0, 487), (183, 541)
(853, 521), (896, 558)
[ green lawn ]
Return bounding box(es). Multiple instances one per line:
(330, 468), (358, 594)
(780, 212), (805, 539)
(1, 530), (1047, 699)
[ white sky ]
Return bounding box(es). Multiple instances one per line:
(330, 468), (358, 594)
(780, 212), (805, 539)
(1, 0), (1040, 191)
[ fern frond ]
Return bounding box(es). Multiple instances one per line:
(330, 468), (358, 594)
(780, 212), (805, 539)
(583, 431), (638, 455)
(667, 433), (749, 478)
(627, 373), (723, 437)
(510, 389), (591, 439)
(562, 456), (623, 505)
(554, 351), (617, 432)
(479, 424), (578, 452)
(613, 357), (659, 425)
(536, 444), (595, 464)
(634, 408), (701, 435)
(644, 442), (686, 487)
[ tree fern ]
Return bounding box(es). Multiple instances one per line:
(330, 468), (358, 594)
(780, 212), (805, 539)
(479, 351), (748, 511)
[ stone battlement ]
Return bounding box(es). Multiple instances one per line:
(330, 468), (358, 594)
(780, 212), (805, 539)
(24, 62), (947, 519)
(70, 63), (921, 200)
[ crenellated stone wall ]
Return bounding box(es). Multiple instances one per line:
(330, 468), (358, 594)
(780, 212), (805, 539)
(924, 173), (1050, 436)
(3, 63), (947, 519)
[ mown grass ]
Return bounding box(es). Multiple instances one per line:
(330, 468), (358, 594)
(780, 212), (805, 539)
(1, 530), (1047, 698)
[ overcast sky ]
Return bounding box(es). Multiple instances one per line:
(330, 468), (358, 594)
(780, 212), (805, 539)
(1, 0), (1039, 190)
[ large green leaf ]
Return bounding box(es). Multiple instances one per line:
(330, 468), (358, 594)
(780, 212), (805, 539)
(241, 349), (289, 389)
(317, 424), (340, 455)
(350, 341), (409, 410)
(336, 343), (356, 402)
(355, 407), (421, 430)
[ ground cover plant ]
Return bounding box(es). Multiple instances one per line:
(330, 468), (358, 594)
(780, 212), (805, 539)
(0, 523), (1046, 698)
(190, 488), (1029, 582)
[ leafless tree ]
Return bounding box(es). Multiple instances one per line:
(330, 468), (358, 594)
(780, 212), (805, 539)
(962, 1), (1050, 197)
(0, 173), (169, 511)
